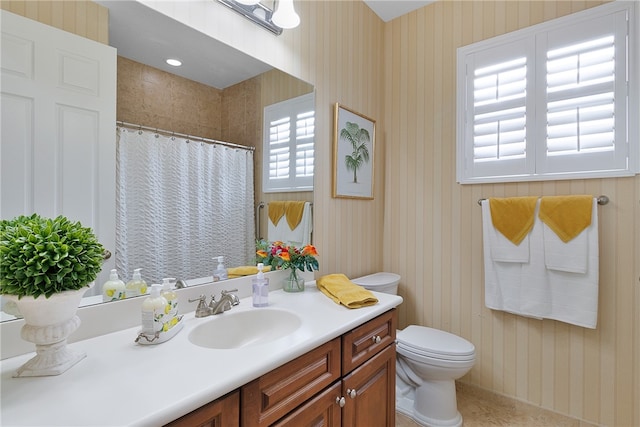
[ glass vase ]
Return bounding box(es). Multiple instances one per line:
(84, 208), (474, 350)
(283, 269), (305, 293)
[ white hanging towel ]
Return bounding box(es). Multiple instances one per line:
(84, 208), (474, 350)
(481, 200), (539, 318)
(482, 198), (599, 328)
(267, 201), (313, 246)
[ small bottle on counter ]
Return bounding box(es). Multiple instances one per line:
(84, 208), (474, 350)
(252, 263), (269, 307)
(102, 269), (126, 302)
(141, 284), (167, 335)
(161, 278), (179, 331)
(213, 256), (228, 281)
(125, 268), (148, 298)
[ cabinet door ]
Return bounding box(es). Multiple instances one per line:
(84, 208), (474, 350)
(241, 338), (341, 427)
(341, 344), (396, 427)
(272, 382), (342, 427)
(165, 390), (240, 427)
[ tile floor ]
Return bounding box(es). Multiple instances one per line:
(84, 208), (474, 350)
(395, 382), (597, 427)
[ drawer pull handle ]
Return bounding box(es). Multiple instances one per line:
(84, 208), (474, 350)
(347, 388), (357, 399)
(372, 335), (381, 344)
(336, 396), (346, 407)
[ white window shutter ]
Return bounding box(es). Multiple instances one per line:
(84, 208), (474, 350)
(457, 1), (636, 183)
(537, 10), (629, 175)
(263, 93), (314, 192)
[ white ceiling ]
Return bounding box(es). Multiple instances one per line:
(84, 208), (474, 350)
(363, 0), (435, 22)
(96, 1), (435, 90)
(96, 1), (274, 89)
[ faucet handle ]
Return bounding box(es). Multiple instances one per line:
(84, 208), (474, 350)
(188, 295), (211, 318)
(221, 289), (240, 306)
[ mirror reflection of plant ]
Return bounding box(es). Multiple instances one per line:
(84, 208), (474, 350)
(256, 240), (319, 273)
(0, 214), (104, 299)
(340, 121), (370, 183)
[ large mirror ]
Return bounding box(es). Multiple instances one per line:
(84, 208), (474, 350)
(0, 1), (314, 321)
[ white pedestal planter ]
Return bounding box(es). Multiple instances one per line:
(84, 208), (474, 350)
(4, 286), (89, 377)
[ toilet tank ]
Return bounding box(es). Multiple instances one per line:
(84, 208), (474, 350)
(351, 272), (401, 295)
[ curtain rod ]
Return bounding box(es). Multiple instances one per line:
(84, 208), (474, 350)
(116, 121), (255, 152)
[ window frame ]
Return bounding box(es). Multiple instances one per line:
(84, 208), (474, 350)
(456, 1), (638, 184)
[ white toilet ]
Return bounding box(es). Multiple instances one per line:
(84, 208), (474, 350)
(351, 272), (476, 427)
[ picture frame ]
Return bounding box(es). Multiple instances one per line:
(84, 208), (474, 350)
(332, 103), (376, 199)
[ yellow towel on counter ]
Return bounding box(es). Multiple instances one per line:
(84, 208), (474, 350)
(489, 196), (539, 245)
(268, 201), (286, 226)
(316, 273), (378, 309)
(285, 201), (306, 230)
(538, 195), (593, 243)
(227, 265), (272, 279)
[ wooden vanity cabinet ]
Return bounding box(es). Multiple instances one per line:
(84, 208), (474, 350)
(166, 309), (397, 427)
(165, 390), (239, 427)
(242, 309), (397, 427)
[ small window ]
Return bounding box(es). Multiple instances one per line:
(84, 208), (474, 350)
(263, 93), (315, 192)
(457, 1), (638, 184)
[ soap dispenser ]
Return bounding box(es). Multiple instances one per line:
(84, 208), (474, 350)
(102, 269), (126, 302)
(141, 284), (168, 335)
(126, 268), (148, 298)
(213, 256), (228, 281)
(252, 263), (269, 307)
(161, 278), (179, 330)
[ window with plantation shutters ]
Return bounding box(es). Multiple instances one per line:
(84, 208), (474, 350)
(457, 1), (638, 184)
(263, 93), (314, 192)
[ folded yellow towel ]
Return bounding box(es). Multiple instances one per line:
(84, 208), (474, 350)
(268, 201), (286, 226)
(316, 273), (378, 309)
(227, 265), (272, 279)
(538, 195), (593, 243)
(489, 196), (538, 245)
(285, 201), (306, 230)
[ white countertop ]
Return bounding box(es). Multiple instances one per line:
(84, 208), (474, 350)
(0, 284), (402, 427)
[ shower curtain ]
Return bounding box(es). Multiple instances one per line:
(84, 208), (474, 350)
(116, 127), (255, 285)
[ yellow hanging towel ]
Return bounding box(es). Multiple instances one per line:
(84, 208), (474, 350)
(489, 196), (539, 245)
(285, 201), (306, 230)
(268, 201), (286, 226)
(538, 195), (593, 243)
(317, 273), (379, 309)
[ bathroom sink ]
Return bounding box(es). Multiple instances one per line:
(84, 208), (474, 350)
(188, 308), (302, 349)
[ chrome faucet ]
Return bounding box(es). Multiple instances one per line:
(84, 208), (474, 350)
(209, 289), (240, 315)
(189, 289), (239, 317)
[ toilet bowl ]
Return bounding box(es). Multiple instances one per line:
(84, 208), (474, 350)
(351, 273), (476, 427)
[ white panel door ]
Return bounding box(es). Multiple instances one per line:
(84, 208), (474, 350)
(1, 10), (117, 292)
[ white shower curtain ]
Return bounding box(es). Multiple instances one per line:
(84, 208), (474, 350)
(116, 127), (255, 285)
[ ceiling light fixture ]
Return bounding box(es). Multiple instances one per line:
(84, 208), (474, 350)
(271, 0), (299, 29)
(166, 58), (182, 66)
(217, 0), (299, 35)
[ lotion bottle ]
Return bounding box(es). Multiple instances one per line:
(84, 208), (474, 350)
(141, 284), (167, 335)
(213, 256), (228, 281)
(102, 269), (126, 302)
(252, 263), (269, 307)
(161, 278), (179, 330)
(126, 268), (147, 298)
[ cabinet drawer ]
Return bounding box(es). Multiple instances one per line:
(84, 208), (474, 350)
(241, 338), (341, 427)
(341, 309), (396, 375)
(271, 381), (342, 427)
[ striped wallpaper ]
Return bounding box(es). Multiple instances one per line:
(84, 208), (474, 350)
(2, 1), (638, 425)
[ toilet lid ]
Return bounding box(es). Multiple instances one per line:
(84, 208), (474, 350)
(397, 325), (475, 360)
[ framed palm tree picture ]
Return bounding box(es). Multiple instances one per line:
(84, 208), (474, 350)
(333, 103), (376, 199)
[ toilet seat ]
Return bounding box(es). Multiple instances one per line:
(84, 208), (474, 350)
(397, 325), (475, 361)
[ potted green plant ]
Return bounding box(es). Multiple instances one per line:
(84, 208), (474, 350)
(0, 213), (104, 377)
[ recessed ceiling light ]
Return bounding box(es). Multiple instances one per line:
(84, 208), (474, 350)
(166, 58), (182, 67)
